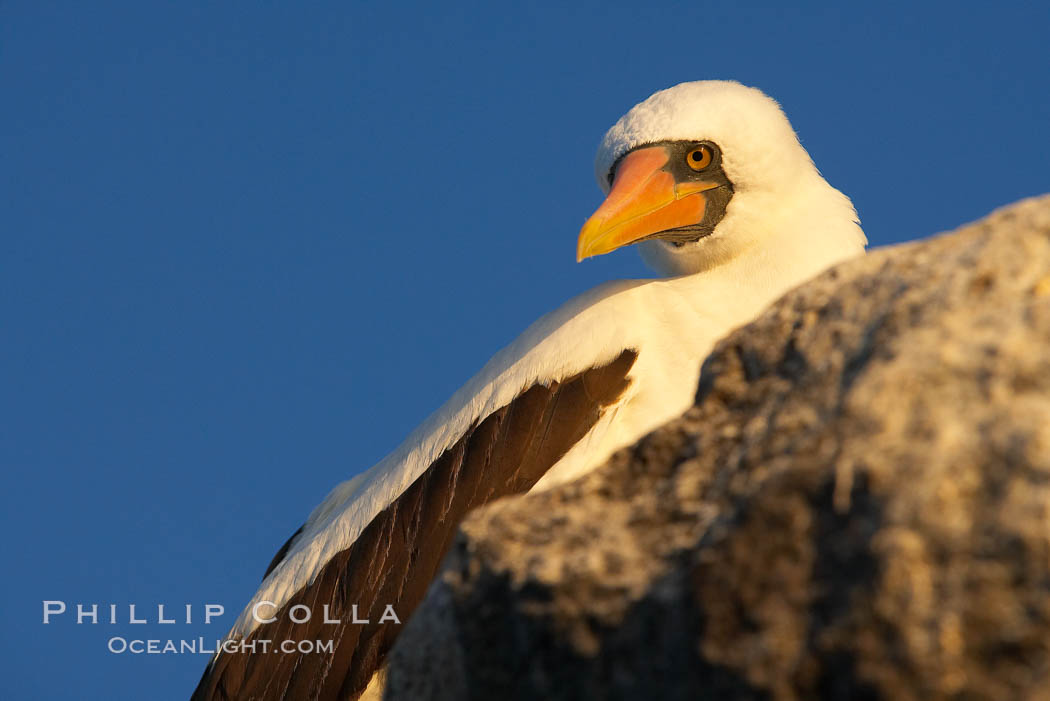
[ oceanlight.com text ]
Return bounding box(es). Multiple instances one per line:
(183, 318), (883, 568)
(107, 637), (336, 655)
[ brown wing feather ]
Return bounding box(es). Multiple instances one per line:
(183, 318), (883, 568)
(263, 525), (304, 580)
(191, 349), (637, 701)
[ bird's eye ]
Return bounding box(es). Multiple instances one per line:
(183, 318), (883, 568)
(686, 145), (713, 171)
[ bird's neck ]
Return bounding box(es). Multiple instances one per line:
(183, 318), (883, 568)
(652, 178), (866, 313)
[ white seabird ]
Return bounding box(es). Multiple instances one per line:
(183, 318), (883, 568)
(192, 80), (866, 701)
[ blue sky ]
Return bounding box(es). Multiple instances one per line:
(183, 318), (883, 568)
(3, 2), (1048, 698)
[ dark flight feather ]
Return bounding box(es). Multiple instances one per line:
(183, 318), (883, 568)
(192, 349), (637, 701)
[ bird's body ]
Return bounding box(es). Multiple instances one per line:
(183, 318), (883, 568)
(193, 80), (866, 701)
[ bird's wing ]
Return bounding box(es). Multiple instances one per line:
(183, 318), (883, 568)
(262, 525), (305, 580)
(191, 347), (637, 701)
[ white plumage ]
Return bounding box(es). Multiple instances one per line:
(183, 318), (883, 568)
(233, 79), (866, 637)
(198, 80), (866, 701)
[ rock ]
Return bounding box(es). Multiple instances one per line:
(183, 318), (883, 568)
(385, 196), (1050, 701)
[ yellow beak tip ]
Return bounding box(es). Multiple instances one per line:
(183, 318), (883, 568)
(577, 215), (611, 262)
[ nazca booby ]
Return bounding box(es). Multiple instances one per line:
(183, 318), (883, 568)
(192, 80), (866, 700)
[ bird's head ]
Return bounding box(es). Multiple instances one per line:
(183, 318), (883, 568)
(578, 81), (865, 276)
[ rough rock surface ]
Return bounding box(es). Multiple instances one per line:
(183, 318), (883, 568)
(385, 196), (1050, 701)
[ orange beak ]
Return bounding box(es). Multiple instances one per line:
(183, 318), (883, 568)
(577, 145), (720, 261)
